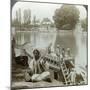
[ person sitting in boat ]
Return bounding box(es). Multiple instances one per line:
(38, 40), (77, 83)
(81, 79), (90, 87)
(24, 49), (51, 82)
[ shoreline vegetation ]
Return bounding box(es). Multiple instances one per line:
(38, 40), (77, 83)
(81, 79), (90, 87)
(12, 5), (87, 32)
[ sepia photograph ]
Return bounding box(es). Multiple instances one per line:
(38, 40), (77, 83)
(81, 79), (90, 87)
(11, 1), (88, 89)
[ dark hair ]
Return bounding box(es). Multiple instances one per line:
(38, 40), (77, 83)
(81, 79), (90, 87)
(33, 49), (41, 60)
(62, 48), (65, 51)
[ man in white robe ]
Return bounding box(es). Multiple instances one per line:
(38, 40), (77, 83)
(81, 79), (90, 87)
(24, 49), (51, 82)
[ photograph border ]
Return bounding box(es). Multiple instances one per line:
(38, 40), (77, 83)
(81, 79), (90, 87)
(11, 0), (88, 89)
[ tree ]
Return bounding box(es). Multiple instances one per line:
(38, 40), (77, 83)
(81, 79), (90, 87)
(33, 16), (36, 25)
(18, 8), (21, 25)
(53, 5), (80, 30)
(12, 8), (21, 27)
(81, 18), (87, 31)
(32, 16), (40, 27)
(23, 9), (31, 25)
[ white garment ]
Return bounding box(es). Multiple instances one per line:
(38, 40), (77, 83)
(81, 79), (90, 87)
(70, 71), (76, 83)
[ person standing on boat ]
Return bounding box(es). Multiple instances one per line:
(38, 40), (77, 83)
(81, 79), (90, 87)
(62, 48), (65, 58)
(47, 43), (52, 54)
(66, 48), (71, 57)
(24, 49), (51, 82)
(56, 45), (60, 56)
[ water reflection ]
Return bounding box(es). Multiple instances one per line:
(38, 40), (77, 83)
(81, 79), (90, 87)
(15, 29), (87, 69)
(15, 31), (57, 49)
(74, 30), (87, 68)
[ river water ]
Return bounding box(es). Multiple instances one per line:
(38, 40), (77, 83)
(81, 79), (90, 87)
(15, 27), (87, 69)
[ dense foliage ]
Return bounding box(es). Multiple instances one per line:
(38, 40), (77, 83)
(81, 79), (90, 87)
(81, 18), (87, 31)
(53, 5), (80, 30)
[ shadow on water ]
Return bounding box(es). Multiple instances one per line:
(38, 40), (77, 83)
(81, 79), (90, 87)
(54, 30), (77, 56)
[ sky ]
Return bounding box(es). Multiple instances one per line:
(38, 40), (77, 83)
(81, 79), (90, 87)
(12, 1), (87, 22)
